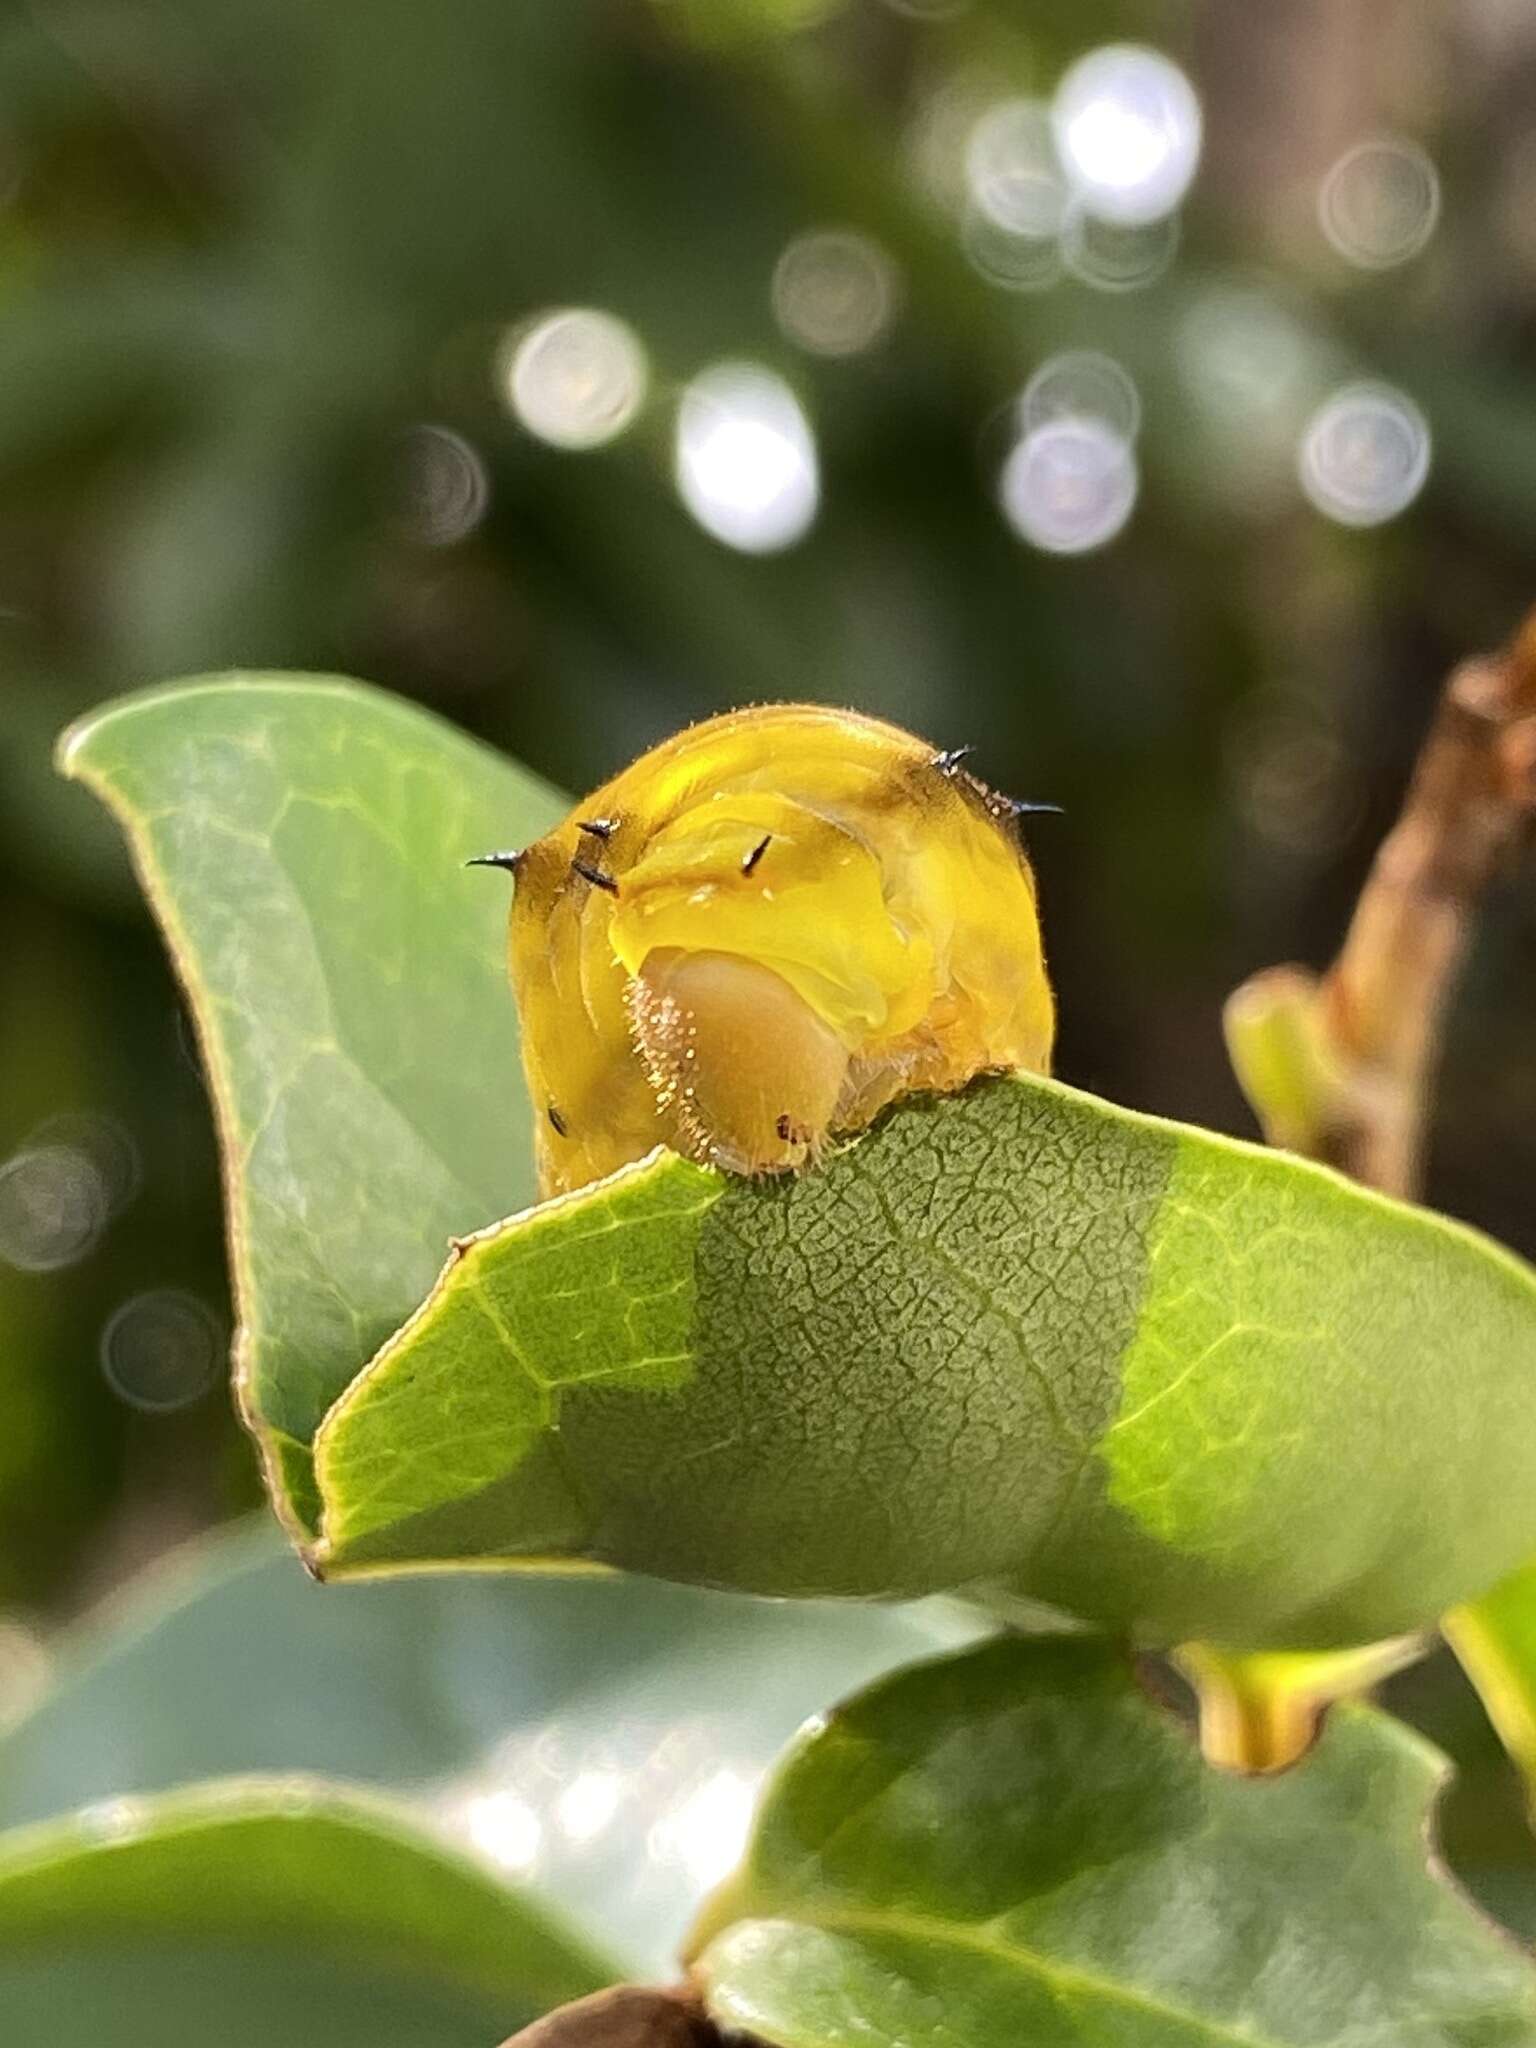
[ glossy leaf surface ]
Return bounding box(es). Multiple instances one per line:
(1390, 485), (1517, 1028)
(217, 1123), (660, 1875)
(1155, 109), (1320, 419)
(0, 1519), (977, 1977)
(0, 1778), (611, 2048)
(692, 1638), (1536, 2048)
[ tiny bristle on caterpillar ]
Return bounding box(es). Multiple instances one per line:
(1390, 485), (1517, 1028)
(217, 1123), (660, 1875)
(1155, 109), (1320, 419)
(483, 704), (1055, 1198)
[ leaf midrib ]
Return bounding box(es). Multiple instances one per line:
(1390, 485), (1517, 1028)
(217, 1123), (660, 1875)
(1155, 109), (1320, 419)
(724, 1898), (1302, 2048)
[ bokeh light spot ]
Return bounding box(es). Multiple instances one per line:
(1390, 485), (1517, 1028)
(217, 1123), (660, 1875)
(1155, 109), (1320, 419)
(1000, 417), (1138, 555)
(646, 1768), (755, 1888)
(965, 99), (1065, 239)
(464, 1789), (543, 1873)
(100, 1289), (223, 1413)
(1062, 205), (1179, 291)
(1021, 350), (1141, 444)
(962, 212), (1062, 292)
(0, 1144), (110, 1273)
(398, 424), (490, 546)
(26, 1112), (141, 1217)
(556, 1769), (623, 1844)
(1179, 285), (1323, 428)
(502, 309), (648, 451)
(908, 68), (1006, 214)
(675, 364), (819, 553)
(1053, 45), (1202, 226)
(1177, 284), (1339, 508)
(772, 229), (899, 357)
(1230, 703), (1357, 861)
(1320, 137), (1440, 270)
(1298, 382), (1431, 526)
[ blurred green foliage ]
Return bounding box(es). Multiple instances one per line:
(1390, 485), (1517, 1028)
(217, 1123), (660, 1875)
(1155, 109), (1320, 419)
(1, 0), (1534, 1625)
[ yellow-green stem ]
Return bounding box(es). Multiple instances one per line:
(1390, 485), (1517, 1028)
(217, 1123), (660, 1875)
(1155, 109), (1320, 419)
(1176, 1639), (1426, 1775)
(1442, 1564), (1536, 1813)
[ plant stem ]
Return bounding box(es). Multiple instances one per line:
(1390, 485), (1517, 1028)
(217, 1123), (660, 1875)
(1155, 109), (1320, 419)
(1199, 606), (1536, 1774)
(1176, 1640), (1425, 1773)
(497, 1984), (718, 2048)
(1441, 1563), (1536, 1815)
(1224, 608), (1536, 1196)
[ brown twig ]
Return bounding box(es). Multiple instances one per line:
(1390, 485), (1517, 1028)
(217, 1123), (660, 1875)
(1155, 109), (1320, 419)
(497, 1984), (726, 2048)
(1200, 606), (1536, 1774)
(1225, 606), (1536, 1200)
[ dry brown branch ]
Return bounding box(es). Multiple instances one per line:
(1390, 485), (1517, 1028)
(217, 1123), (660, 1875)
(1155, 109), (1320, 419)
(1203, 605), (1536, 1772)
(1225, 606), (1536, 1200)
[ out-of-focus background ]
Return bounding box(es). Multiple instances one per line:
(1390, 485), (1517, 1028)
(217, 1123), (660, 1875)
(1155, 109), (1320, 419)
(2, 0), (1535, 1626)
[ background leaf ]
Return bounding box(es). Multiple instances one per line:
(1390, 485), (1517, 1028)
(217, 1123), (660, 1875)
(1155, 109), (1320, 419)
(0, 1518), (980, 1979)
(692, 1636), (1536, 2048)
(58, 676), (568, 1532)
(1444, 1561), (1536, 1816)
(1386, 1644), (1536, 1947)
(0, 1777), (612, 2048)
(314, 1063), (1536, 1653)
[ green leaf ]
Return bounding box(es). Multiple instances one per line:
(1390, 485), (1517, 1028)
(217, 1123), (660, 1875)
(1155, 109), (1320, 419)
(0, 1777), (610, 2048)
(1445, 1560), (1536, 1806)
(62, 678), (1536, 1649)
(691, 1637), (1536, 2048)
(1387, 1646), (1536, 1946)
(314, 1068), (1536, 1652)
(0, 1518), (979, 1978)
(57, 675), (567, 1533)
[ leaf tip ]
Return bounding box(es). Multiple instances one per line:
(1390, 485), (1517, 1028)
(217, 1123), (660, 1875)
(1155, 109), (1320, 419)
(54, 712), (101, 782)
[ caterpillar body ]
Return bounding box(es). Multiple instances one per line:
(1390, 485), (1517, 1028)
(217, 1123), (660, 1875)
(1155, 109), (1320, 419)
(496, 705), (1055, 1199)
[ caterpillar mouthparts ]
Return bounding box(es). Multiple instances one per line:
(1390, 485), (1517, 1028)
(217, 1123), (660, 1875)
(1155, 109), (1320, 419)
(486, 704), (1055, 1198)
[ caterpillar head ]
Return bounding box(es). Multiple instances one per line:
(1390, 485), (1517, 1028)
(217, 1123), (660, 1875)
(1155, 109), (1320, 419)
(492, 705), (1054, 1198)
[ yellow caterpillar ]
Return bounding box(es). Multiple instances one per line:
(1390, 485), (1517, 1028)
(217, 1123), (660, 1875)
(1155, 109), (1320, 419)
(477, 705), (1055, 1199)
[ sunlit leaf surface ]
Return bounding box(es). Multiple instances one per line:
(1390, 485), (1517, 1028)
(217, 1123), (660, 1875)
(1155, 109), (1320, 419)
(59, 676), (567, 1531)
(66, 679), (1536, 1651)
(316, 1069), (1536, 1651)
